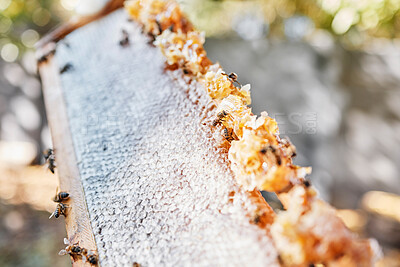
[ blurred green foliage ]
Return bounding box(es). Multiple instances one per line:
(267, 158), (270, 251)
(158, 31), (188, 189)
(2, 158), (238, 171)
(183, 0), (400, 46)
(0, 0), (70, 62)
(0, 0), (400, 61)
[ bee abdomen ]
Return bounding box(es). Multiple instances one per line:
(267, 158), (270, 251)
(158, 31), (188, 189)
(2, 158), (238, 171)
(59, 192), (70, 200)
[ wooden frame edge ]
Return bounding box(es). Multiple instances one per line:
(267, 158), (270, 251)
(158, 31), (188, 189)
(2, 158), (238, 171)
(39, 55), (98, 267)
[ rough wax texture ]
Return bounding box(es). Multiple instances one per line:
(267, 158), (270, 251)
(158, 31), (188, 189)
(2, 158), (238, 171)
(55, 9), (279, 266)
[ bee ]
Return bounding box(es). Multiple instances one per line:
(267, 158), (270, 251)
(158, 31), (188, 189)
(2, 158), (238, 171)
(59, 238), (83, 258)
(60, 238), (98, 265)
(37, 49), (56, 64)
(253, 214), (261, 224)
(60, 63), (73, 74)
(133, 262), (141, 267)
(53, 190), (70, 203)
(223, 128), (236, 142)
(222, 72), (241, 87)
(155, 20), (163, 34)
(43, 148), (56, 174)
(119, 29), (130, 47)
(303, 180), (311, 188)
(43, 148), (53, 160)
(49, 203), (69, 219)
(280, 137), (297, 158)
(85, 250), (98, 265)
(212, 110), (229, 126)
(47, 157), (56, 173)
(260, 145), (282, 166)
(252, 209), (269, 226)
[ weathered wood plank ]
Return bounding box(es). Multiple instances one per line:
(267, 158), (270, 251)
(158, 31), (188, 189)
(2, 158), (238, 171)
(39, 9), (279, 266)
(39, 55), (97, 267)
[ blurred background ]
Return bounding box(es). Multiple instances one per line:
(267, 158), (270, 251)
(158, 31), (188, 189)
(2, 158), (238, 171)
(0, 0), (400, 266)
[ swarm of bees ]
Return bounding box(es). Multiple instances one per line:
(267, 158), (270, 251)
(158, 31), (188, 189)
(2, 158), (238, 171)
(59, 238), (98, 265)
(49, 190), (70, 219)
(43, 148), (56, 174)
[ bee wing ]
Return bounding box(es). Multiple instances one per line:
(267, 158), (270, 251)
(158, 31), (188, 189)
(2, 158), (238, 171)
(82, 255), (87, 263)
(58, 249), (68, 256)
(49, 212), (55, 219)
(64, 238), (69, 245)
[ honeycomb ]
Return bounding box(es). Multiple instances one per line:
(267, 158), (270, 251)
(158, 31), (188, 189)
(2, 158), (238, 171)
(54, 10), (279, 266)
(123, 0), (380, 266)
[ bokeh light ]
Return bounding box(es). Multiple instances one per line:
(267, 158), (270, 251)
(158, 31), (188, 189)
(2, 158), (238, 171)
(0, 0), (11, 11)
(60, 0), (79, 11)
(32, 8), (51, 27)
(21, 29), (40, 48)
(1, 43), (18, 62)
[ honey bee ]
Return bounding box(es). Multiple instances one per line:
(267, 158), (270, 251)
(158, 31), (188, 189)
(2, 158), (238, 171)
(53, 190), (70, 203)
(59, 238), (83, 258)
(133, 262), (141, 267)
(252, 208), (269, 226)
(43, 148), (53, 160)
(119, 29), (130, 47)
(212, 110), (229, 126)
(37, 49), (56, 64)
(280, 137), (297, 158)
(155, 20), (163, 34)
(223, 128), (236, 142)
(222, 72), (241, 87)
(49, 203), (69, 219)
(85, 250), (98, 265)
(60, 63), (73, 74)
(303, 180), (311, 188)
(260, 145), (282, 165)
(60, 238), (98, 265)
(253, 214), (261, 224)
(43, 148), (56, 174)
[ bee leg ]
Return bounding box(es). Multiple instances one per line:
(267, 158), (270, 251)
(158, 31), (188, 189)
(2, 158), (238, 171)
(49, 165), (55, 174)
